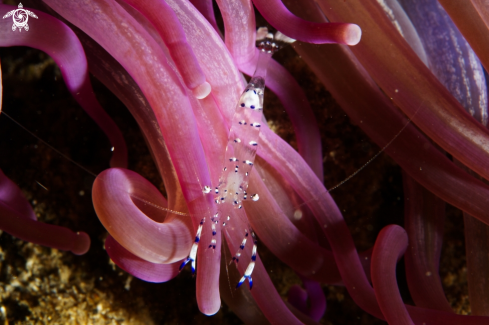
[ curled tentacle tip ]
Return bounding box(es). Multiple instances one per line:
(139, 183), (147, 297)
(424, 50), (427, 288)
(343, 24), (362, 46)
(71, 231), (91, 255)
(192, 81), (212, 99)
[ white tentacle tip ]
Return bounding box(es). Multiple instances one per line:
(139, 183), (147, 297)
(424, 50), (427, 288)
(192, 81), (212, 99)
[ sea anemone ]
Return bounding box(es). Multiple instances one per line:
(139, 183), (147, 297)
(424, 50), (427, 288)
(1, 0), (489, 324)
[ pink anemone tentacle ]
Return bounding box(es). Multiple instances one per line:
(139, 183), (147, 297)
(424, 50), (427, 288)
(252, 0), (362, 45)
(93, 168), (192, 263)
(121, 0), (212, 99)
(403, 173), (452, 312)
(77, 29), (189, 283)
(105, 234), (180, 283)
(0, 169), (90, 255)
(215, 0), (256, 69)
(371, 225), (413, 325)
(246, 167), (341, 283)
(189, 0), (220, 34)
(287, 276), (326, 321)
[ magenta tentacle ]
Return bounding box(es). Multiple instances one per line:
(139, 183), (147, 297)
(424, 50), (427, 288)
(403, 173), (451, 312)
(287, 285), (308, 316)
(252, 0), (361, 45)
(246, 168), (342, 283)
(105, 235), (180, 283)
(93, 168), (192, 263)
(122, 0), (211, 99)
(165, 0), (245, 126)
(288, 276), (326, 321)
(258, 125), (383, 318)
(215, 0), (256, 68)
(0, 168), (37, 221)
(0, 169), (90, 255)
(0, 4), (127, 168)
(0, 201), (90, 255)
(189, 0), (220, 34)
(371, 225), (413, 325)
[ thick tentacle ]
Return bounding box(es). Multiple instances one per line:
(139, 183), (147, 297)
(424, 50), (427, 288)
(122, 0), (211, 99)
(105, 235), (180, 283)
(93, 168), (192, 263)
(252, 0), (361, 45)
(0, 169), (90, 255)
(371, 225), (413, 325)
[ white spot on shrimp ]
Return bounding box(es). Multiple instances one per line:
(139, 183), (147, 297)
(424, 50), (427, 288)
(203, 186), (211, 194)
(249, 141), (258, 146)
(251, 194), (259, 201)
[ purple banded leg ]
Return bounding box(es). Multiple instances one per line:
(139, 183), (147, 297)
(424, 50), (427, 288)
(208, 212), (220, 249)
(179, 218), (204, 274)
(236, 232), (258, 290)
(231, 229), (249, 264)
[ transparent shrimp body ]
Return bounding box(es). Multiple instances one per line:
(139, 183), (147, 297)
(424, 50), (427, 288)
(181, 29), (284, 289)
(215, 77), (265, 209)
